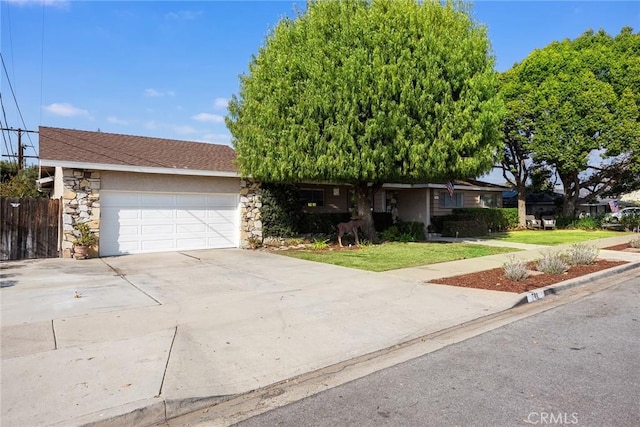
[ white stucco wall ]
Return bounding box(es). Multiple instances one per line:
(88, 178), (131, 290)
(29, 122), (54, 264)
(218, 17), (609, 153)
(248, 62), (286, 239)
(100, 171), (240, 194)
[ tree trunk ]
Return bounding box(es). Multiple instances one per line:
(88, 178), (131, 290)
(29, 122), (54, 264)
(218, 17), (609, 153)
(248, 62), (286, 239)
(354, 182), (378, 243)
(561, 173), (579, 217)
(517, 192), (527, 227)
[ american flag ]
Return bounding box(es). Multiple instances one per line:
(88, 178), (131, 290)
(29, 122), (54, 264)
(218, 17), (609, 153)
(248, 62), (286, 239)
(609, 200), (619, 213)
(446, 181), (455, 198)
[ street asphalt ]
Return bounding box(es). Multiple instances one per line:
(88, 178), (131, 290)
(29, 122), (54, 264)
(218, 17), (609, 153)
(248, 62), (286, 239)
(0, 233), (638, 426)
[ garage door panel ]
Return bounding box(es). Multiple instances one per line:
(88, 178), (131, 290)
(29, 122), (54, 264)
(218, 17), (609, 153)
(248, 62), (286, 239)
(177, 209), (207, 220)
(141, 194), (175, 206)
(177, 223), (206, 233)
(141, 224), (173, 234)
(100, 191), (238, 256)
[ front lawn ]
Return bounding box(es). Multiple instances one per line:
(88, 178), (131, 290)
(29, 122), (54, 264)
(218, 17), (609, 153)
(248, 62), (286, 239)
(488, 229), (628, 246)
(278, 242), (518, 272)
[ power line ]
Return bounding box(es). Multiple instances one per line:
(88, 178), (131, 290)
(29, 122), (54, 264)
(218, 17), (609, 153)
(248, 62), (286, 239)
(0, 52), (38, 160)
(1, 128), (39, 170)
(0, 96), (16, 166)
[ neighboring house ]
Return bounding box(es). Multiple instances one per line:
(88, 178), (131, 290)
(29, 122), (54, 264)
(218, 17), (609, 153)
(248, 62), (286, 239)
(39, 126), (507, 258)
(577, 197), (635, 217)
(502, 191), (562, 218)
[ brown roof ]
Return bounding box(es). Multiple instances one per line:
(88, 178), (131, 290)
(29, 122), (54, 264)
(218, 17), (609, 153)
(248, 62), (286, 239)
(39, 126), (237, 173)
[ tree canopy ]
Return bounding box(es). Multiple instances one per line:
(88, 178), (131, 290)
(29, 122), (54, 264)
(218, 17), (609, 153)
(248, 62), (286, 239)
(227, 0), (504, 239)
(500, 27), (640, 216)
(0, 163), (42, 198)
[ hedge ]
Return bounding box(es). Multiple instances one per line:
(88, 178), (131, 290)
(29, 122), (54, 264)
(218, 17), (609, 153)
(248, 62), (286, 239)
(436, 208), (518, 237)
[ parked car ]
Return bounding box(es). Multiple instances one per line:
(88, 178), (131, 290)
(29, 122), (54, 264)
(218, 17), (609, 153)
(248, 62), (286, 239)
(605, 207), (640, 223)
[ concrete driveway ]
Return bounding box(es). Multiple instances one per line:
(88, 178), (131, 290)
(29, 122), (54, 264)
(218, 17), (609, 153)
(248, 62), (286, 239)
(0, 248), (553, 425)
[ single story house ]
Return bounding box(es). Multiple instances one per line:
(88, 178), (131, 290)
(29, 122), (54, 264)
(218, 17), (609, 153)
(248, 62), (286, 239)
(502, 190), (562, 218)
(39, 126), (507, 257)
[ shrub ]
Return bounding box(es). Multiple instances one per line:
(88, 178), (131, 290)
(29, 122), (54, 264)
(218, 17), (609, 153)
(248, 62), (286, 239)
(453, 208), (519, 231)
(565, 243), (599, 265)
(503, 256), (530, 281)
(300, 212), (351, 234)
(442, 219), (487, 237)
(373, 212), (393, 232)
(396, 221), (426, 241)
(380, 222), (425, 242)
(621, 212), (640, 232)
(380, 225), (400, 241)
(555, 215), (576, 229)
(261, 183), (303, 237)
(536, 251), (569, 274)
(556, 215), (605, 230)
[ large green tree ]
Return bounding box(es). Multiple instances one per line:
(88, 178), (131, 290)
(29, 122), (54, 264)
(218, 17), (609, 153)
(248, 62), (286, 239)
(499, 69), (537, 226)
(501, 28), (640, 216)
(227, 0), (503, 240)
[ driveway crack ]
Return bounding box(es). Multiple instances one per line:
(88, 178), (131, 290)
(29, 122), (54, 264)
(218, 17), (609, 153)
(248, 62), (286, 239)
(101, 259), (162, 305)
(156, 326), (178, 398)
(51, 319), (58, 350)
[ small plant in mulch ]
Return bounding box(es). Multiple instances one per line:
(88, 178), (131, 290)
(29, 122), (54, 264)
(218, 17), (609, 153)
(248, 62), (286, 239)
(536, 250), (569, 275)
(310, 238), (330, 250)
(565, 243), (599, 265)
(502, 255), (530, 281)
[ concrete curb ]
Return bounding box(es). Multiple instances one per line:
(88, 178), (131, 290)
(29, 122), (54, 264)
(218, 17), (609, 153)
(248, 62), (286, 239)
(513, 261), (640, 307)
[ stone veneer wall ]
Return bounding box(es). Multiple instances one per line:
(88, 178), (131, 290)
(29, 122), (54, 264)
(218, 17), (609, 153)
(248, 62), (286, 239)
(239, 179), (263, 248)
(61, 169), (101, 258)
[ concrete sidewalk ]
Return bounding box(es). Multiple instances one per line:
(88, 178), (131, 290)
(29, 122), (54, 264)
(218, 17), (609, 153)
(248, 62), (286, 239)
(1, 234), (638, 426)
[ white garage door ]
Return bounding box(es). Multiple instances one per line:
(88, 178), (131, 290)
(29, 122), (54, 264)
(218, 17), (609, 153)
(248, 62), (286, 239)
(100, 191), (238, 256)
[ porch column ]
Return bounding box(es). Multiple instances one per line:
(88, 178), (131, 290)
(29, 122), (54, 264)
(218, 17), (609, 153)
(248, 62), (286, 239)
(425, 188), (431, 228)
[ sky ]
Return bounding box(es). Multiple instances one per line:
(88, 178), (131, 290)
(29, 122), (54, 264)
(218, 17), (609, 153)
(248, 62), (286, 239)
(1, 0), (639, 183)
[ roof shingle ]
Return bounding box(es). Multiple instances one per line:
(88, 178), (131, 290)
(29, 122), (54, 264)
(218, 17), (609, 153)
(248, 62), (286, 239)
(39, 126), (237, 173)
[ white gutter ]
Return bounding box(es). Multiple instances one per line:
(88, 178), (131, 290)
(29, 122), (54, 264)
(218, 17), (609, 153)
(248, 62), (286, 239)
(39, 159), (241, 178)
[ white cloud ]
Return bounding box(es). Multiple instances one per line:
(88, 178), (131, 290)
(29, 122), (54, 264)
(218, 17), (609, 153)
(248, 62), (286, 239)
(144, 88), (175, 98)
(171, 124), (197, 135)
(191, 112), (224, 124)
(213, 97), (229, 111)
(43, 102), (92, 119)
(165, 10), (203, 21)
(144, 120), (158, 130)
(107, 116), (129, 125)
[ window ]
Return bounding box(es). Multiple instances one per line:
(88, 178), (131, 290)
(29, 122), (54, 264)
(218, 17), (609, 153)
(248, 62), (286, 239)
(480, 193), (498, 208)
(439, 192), (463, 208)
(300, 188), (325, 207)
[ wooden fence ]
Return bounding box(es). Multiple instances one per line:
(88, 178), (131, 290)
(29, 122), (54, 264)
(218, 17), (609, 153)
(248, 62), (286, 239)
(1, 197), (60, 261)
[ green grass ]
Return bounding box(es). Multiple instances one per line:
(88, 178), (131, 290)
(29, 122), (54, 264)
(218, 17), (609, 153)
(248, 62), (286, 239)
(488, 229), (627, 246)
(278, 242), (518, 272)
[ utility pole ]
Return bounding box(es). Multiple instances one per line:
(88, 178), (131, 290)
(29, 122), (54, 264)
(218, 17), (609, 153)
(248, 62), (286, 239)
(1, 127), (39, 170)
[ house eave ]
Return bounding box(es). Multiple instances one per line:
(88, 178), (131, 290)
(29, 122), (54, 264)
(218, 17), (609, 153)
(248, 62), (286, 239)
(383, 183), (508, 192)
(39, 159), (241, 178)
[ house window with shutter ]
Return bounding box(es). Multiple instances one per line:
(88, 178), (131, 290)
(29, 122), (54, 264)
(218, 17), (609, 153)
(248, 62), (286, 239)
(439, 192), (463, 208)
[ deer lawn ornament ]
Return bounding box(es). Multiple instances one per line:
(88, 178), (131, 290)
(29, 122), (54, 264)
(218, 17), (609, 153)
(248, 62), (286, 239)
(337, 218), (365, 247)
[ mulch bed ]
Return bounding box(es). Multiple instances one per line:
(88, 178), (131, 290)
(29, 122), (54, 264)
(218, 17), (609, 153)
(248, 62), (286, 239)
(430, 259), (628, 294)
(603, 243), (634, 251)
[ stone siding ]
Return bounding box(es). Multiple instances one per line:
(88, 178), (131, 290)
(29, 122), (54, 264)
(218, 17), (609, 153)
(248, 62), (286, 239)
(61, 169), (101, 258)
(239, 179), (263, 248)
